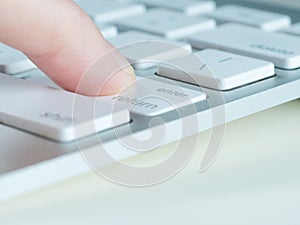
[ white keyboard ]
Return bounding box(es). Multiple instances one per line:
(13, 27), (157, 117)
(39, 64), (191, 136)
(1, 0), (300, 142)
(1, 0), (300, 201)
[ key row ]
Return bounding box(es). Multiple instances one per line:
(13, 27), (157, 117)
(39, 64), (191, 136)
(0, 44), (278, 143)
(75, 1), (291, 31)
(2, 21), (300, 77)
(0, 74), (206, 142)
(1, 2), (300, 74)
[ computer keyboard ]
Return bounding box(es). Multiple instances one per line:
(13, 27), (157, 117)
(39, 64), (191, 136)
(1, 0), (300, 201)
(1, 0), (300, 141)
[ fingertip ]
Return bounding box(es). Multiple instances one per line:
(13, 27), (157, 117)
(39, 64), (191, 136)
(99, 67), (136, 96)
(0, 0), (137, 96)
(74, 50), (136, 96)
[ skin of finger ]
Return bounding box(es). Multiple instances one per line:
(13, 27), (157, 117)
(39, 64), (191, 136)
(0, 0), (134, 95)
(78, 44), (136, 96)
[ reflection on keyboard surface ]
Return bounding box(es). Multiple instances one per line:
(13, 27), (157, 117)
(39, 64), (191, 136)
(1, 0), (300, 141)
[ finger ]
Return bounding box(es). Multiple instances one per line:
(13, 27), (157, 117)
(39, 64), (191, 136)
(0, 0), (135, 96)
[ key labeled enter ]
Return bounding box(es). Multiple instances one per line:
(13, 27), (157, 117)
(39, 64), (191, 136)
(107, 77), (206, 117)
(157, 49), (275, 90)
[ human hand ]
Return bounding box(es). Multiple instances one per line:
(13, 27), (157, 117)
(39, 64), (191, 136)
(0, 0), (135, 96)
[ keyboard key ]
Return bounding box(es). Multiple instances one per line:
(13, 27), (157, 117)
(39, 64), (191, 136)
(17, 70), (61, 89)
(115, 9), (216, 39)
(188, 24), (300, 69)
(284, 22), (300, 36)
(75, 0), (145, 23)
(12, 69), (206, 117)
(0, 74), (130, 142)
(0, 44), (36, 75)
(96, 24), (118, 38)
(138, 0), (216, 15)
(107, 77), (206, 116)
(157, 49), (275, 90)
(108, 31), (191, 69)
(208, 5), (291, 31)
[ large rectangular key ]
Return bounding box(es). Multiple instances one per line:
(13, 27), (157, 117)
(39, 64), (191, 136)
(157, 49), (275, 90)
(208, 5), (291, 31)
(0, 74), (130, 142)
(115, 9), (216, 40)
(188, 24), (300, 69)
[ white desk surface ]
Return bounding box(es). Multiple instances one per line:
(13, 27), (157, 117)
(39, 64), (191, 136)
(0, 99), (299, 225)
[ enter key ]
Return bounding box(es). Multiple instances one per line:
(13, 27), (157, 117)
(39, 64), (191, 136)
(107, 77), (206, 117)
